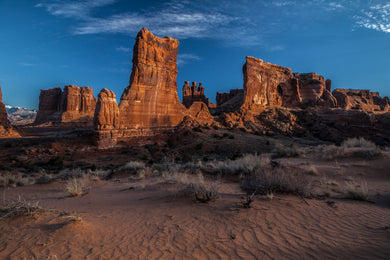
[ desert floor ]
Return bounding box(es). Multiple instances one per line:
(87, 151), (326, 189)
(0, 128), (389, 259)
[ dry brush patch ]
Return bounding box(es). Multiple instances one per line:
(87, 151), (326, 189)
(0, 173), (30, 187)
(343, 179), (371, 201)
(306, 137), (383, 161)
(0, 196), (43, 219)
(240, 168), (311, 197)
(162, 170), (220, 203)
(64, 176), (90, 197)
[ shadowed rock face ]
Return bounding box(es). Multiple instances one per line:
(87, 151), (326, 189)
(119, 28), (186, 129)
(332, 89), (389, 111)
(35, 85), (97, 125)
(34, 87), (62, 124)
(0, 87), (20, 137)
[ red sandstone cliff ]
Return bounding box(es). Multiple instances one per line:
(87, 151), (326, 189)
(241, 56), (335, 114)
(0, 87), (20, 137)
(35, 85), (97, 126)
(332, 89), (389, 111)
(119, 28), (186, 129)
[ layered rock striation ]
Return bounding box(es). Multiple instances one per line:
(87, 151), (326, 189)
(118, 28), (186, 130)
(35, 85), (97, 125)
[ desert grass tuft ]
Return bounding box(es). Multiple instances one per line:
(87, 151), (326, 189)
(0, 196), (43, 219)
(343, 180), (370, 201)
(121, 161), (146, 171)
(64, 176), (89, 197)
(241, 168), (310, 197)
(162, 170), (220, 203)
(0, 173), (29, 187)
(342, 137), (376, 149)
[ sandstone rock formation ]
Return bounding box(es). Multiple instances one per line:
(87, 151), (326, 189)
(35, 85), (97, 126)
(94, 88), (120, 147)
(187, 101), (214, 125)
(241, 56), (336, 113)
(242, 56), (294, 112)
(0, 87), (20, 137)
(34, 87), (62, 124)
(215, 89), (245, 114)
(294, 73), (337, 108)
(61, 85), (97, 122)
(182, 81), (214, 109)
(94, 88), (120, 130)
(332, 89), (389, 111)
(119, 28), (186, 130)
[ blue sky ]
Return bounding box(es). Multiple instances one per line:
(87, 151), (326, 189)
(0, 0), (389, 109)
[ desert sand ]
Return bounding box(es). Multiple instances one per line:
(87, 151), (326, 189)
(1, 137), (389, 259)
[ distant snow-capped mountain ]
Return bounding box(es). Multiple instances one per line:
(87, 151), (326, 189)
(5, 105), (37, 125)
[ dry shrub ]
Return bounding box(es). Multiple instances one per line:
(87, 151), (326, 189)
(64, 176), (89, 197)
(121, 161), (146, 171)
(190, 172), (220, 203)
(271, 143), (304, 159)
(204, 154), (271, 175)
(0, 173), (29, 187)
(305, 165), (319, 176)
(317, 142), (381, 161)
(0, 196), (43, 219)
(162, 170), (219, 203)
(57, 168), (84, 180)
(342, 137), (376, 149)
(240, 168), (310, 197)
(344, 180), (370, 201)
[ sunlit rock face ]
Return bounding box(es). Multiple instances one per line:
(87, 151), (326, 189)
(118, 28), (186, 130)
(93, 88), (120, 148)
(182, 81), (214, 109)
(241, 56), (336, 114)
(35, 85), (97, 125)
(187, 101), (214, 125)
(0, 87), (20, 137)
(332, 89), (389, 111)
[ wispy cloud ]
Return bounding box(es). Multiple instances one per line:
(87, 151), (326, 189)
(18, 62), (37, 67)
(36, 0), (390, 49)
(115, 46), (131, 53)
(36, 0), (116, 19)
(73, 10), (234, 39)
(355, 3), (390, 33)
(177, 53), (202, 66)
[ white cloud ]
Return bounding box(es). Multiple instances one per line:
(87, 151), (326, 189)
(36, 0), (116, 19)
(116, 46), (131, 53)
(37, 0), (390, 49)
(177, 53), (202, 66)
(19, 62), (37, 67)
(73, 11), (234, 40)
(355, 3), (390, 33)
